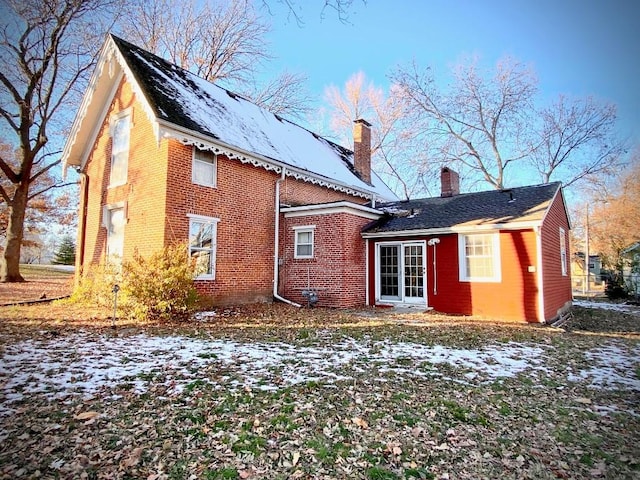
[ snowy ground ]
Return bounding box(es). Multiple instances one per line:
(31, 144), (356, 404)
(2, 330), (639, 418)
(573, 299), (640, 314)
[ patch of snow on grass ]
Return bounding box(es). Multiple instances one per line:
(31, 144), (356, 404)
(1, 333), (639, 417)
(567, 343), (640, 390)
(573, 299), (640, 315)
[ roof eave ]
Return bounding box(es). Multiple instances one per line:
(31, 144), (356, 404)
(361, 220), (543, 239)
(155, 119), (385, 200)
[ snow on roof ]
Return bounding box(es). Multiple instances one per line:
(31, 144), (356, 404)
(111, 35), (397, 201)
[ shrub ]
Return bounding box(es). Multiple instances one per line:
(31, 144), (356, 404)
(70, 244), (199, 321)
(605, 273), (628, 300)
(121, 244), (199, 321)
(70, 261), (122, 307)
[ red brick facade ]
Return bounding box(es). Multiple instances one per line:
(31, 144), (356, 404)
(281, 211), (374, 307)
(76, 77), (373, 306)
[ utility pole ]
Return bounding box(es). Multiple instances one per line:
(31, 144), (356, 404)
(584, 205), (590, 295)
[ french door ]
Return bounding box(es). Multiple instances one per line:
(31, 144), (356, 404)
(377, 242), (426, 304)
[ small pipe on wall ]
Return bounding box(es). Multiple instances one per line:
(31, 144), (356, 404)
(427, 237), (440, 295)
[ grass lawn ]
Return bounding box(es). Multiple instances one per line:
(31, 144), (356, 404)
(0, 302), (638, 480)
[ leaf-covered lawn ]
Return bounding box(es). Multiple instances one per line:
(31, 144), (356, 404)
(0, 304), (639, 479)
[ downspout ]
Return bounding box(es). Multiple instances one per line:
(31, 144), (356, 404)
(365, 238), (369, 305)
(535, 226), (545, 322)
(75, 172), (89, 288)
(273, 169), (301, 307)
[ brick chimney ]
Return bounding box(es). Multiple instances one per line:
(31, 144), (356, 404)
(353, 118), (372, 184)
(440, 167), (460, 197)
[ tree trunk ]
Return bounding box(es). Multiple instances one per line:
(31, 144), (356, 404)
(1, 185), (28, 282)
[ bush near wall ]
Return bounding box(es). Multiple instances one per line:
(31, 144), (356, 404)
(71, 244), (198, 321)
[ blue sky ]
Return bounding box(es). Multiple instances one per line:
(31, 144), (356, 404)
(263, 0), (640, 146)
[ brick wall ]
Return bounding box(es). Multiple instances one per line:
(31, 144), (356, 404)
(79, 79), (169, 271)
(78, 76), (373, 307)
(164, 142), (370, 305)
(281, 212), (372, 307)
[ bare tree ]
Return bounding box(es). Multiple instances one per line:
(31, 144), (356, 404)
(244, 71), (314, 119)
(261, 0), (364, 24)
(530, 95), (625, 188)
(589, 148), (640, 273)
(119, 0), (313, 120)
(392, 57), (537, 190)
(0, 0), (120, 282)
(324, 72), (441, 199)
(392, 57), (626, 191)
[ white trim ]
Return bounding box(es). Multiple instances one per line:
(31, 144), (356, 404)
(559, 227), (568, 276)
(374, 240), (427, 305)
(77, 70), (124, 175)
(192, 147), (217, 187)
(102, 200), (127, 228)
(362, 221), (542, 239)
(108, 108), (132, 188)
(365, 238), (370, 305)
(282, 201), (382, 220)
(458, 232), (502, 283)
(187, 213), (221, 223)
(535, 226), (545, 322)
(293, 225), (315, 259)
(188, 214), (220, 280)
(540, 185), (571, 230)
(158, 120), (379, 200)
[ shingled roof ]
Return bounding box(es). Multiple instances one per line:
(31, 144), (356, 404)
(363, 182), (563, 235)
(104, 35), (396, 200)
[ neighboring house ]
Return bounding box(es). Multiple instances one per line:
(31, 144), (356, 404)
(622, 242), (640, 298)
(571, 252), (603, 290)
(62, 35), (572, 323)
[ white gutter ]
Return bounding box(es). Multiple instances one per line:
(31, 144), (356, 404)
(365, 238), (370, 305)
(273, 170), (301, 307)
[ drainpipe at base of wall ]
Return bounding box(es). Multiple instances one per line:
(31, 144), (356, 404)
(273, 170), (301, 307)
(74, 172), (89, 288)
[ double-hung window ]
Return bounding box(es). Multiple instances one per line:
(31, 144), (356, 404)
(102, 202), (127, 265)
(192, 148), (217, 187)
(559, 227), (567, 276)
(188, 215), (219, 279)
(109, 110), (130, 187)
(294, 226), (315, 259)
(459, 233), (501, 282)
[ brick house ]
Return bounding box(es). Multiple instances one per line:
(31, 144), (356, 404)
(62, 35), (572, 322)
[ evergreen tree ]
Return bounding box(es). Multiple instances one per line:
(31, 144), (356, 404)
(52, 236), (76, 265)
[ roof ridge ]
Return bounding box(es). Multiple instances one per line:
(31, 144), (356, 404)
(109, 33), (354, 155)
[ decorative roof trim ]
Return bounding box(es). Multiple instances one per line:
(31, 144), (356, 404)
(282, 201), (382, 220)
(361, 220), (543, 239)
(156, 120), (374, 199)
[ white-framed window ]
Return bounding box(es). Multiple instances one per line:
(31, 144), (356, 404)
(109, 109), (131, 187)
(458, 232), (501, 282)
(192, 148), (217, 187)
(294, 225), (315, 259)
(560, 227), (567, 276)
(102, 202), (127, 264)
(188, 214), (219, 279)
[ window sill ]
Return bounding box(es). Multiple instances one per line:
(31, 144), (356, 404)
(192, 181), (217, 188)
(459, 277), (501, 283)
(195, 275), (216, 281)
